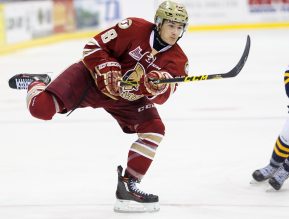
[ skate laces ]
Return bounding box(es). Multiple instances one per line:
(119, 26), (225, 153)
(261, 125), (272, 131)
(12, 74), (50, 90)
(15, 78), (34, 90)
(273, 167), (289, 183)
(128, 179), (150, 196)
(259, 165), (277, 177)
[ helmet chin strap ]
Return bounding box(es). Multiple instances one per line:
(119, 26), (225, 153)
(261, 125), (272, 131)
(177, 30), (185, 41)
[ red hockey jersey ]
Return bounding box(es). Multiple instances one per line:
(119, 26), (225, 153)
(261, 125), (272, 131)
(83, 17), (188, 104)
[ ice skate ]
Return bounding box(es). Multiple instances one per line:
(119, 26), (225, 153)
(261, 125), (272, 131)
(8, 73), (51, 90)
(114, 165), (159, 213)
(252, 164), (277, 183)
(268, 166), (289, 191)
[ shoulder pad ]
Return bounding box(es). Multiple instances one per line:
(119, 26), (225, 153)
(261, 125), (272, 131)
(118, 19), (133, 29)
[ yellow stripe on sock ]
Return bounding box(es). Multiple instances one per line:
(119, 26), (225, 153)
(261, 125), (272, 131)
(284, 73), (289, 77)
(274, 146), (288, 158)
(277, 138), (289, 153)
(284, 78), (289, 85)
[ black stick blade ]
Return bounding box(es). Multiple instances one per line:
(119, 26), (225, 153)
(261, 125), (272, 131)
(221, 35), (251, 78)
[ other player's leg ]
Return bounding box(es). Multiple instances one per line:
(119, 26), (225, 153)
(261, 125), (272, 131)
(252, 119), (289, 182)
(266, 67), (289, 189)
(268, 159), (289, 190)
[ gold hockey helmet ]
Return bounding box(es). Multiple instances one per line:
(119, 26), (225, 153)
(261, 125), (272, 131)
(154, 1), (188, 30)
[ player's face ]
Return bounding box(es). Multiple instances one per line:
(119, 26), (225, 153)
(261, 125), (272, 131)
(159, 20), (184, 45)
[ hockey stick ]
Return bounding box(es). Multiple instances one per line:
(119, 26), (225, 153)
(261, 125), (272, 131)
(120, 35), (251, 86)
(8, 35), (250, 90)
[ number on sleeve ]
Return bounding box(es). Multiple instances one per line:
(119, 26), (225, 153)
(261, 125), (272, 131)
(101, 29), (117, 43)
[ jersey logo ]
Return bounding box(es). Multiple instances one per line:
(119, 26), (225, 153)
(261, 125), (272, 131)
(120, 63), (145, 101)
(122, 63), (145, 92)
(129, 47), (161, 70)
(129, 46), (143, 61)
(118, 19), (132, 29)
(144, 52), (156, 64)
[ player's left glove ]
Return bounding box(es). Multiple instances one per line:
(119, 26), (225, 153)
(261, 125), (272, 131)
(139, 70), (172, 96)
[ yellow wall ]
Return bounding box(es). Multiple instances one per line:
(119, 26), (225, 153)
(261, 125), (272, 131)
(0, 4), (5, 46)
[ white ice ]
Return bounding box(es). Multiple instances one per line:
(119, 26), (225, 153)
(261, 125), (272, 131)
(1, 29), (289, 219)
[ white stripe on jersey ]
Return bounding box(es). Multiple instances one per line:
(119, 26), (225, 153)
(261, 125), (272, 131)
(83, 38), (102, 58)
(52, 95), (60, 113)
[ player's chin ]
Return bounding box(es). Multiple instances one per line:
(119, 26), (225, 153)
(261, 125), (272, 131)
(167, 38), (178, 45)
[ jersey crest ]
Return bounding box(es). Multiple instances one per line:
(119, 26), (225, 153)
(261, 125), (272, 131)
(129, 46), (143, 61)
(120, 63), (145, 101)
(129, 46), (161, 70)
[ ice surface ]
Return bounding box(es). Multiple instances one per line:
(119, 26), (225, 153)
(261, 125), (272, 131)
(1, 29), (289, 218)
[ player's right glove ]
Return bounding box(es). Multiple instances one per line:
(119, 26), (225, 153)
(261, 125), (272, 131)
(95, 61), (122, 96)
(139, 70), (171, 96)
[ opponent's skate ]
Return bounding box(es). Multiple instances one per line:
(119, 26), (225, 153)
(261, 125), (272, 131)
(268, 166), (289, 190)
(252, 164), (278, 182)
(114, 165), (159, 213)
(8, 73), (51, 90)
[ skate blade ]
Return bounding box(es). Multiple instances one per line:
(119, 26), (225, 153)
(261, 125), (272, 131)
(249, 179), (267, 185)
(114, 199), (160, 213)
(265, 186), (279, 192)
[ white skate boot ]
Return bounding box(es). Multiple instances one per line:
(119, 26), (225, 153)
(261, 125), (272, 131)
(252, 164), (278, 182)
(268, 166), (289, 190)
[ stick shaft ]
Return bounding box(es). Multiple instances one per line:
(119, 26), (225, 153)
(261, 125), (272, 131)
(120, 35), (251, 86)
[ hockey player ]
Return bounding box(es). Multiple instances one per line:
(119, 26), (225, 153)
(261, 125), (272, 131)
(252, 66), (289, 190)
(11, 1), (189, 212)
